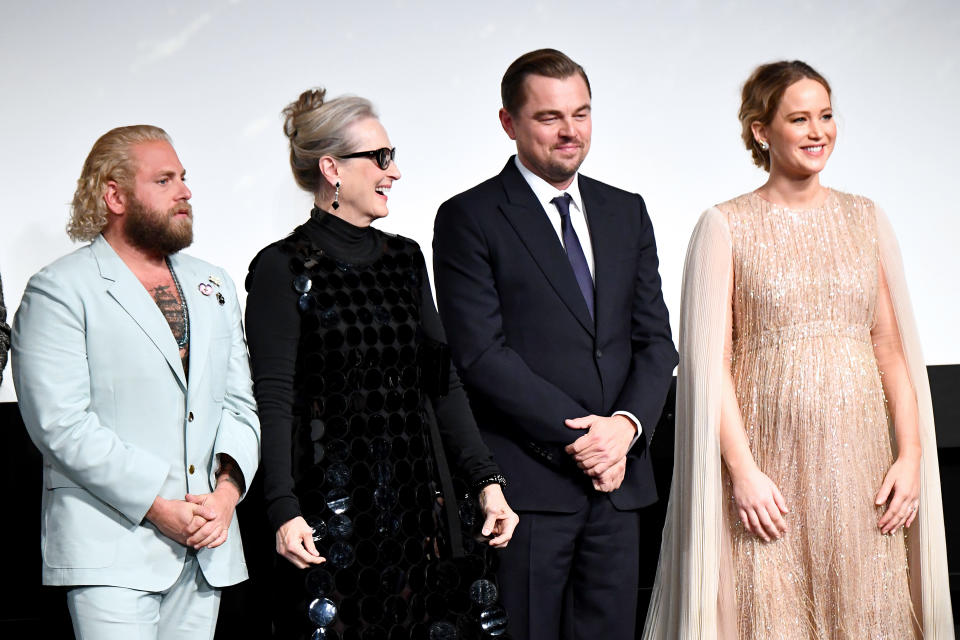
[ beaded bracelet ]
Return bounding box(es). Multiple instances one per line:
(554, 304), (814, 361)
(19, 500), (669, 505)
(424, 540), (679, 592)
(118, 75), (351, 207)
(471, 473), (507, 496)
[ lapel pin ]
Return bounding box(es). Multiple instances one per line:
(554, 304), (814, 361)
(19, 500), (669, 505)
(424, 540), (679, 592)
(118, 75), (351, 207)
(216, 292), (226, 306)
(198, 283), (214, 296)
(208, 275), (222, 287)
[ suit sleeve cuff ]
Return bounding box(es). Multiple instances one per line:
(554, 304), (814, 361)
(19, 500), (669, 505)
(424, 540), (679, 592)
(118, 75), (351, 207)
(613, 411), (643, 451)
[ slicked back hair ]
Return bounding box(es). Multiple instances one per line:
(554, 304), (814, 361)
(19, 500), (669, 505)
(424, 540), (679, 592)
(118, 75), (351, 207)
(501, 48), (591, 115)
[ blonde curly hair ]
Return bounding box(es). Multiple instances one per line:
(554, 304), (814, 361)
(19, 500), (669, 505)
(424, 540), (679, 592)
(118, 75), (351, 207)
(67, 125), (171, 242)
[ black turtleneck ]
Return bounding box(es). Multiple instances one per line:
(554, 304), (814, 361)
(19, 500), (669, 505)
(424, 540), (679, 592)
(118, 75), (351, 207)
(244, 209), (499, 531)
(301, 206), (382, 263)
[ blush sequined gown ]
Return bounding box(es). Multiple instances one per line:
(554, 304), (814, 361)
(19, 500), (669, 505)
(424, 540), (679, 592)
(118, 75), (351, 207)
(720, 190), (916, 639)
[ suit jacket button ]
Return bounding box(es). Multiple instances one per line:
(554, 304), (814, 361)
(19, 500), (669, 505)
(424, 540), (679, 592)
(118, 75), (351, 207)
(188, 412), (194, 422)
(188, 464), (195, 474)
(595, 349), (602, 359)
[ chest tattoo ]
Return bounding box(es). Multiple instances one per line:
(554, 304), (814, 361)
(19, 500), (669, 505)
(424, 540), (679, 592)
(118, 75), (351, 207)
(152, 283), (190, 374)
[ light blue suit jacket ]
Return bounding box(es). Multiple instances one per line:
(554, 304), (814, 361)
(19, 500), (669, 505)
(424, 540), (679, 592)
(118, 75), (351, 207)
(12, 235), (260, 590)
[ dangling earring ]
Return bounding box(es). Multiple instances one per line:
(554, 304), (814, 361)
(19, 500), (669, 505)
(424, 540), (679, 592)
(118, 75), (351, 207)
(759, 140), (770, 151)
(332, 181), (340, 210)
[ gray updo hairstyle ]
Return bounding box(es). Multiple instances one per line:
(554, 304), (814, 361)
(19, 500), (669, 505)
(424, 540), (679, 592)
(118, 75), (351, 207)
(282, 88), (378, 193)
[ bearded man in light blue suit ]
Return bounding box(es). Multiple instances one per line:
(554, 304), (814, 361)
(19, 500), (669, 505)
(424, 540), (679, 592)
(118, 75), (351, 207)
(12, 125), (260, 639)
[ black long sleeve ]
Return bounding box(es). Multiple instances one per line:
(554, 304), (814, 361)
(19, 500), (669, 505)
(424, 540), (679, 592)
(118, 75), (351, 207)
(245, 243), (302, 531)
(246, 211), (499, 532)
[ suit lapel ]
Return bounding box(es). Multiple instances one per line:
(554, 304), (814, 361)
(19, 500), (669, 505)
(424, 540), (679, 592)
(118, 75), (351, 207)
(497, 160), (595, 336)
(580, 176), (619, 339)
(92, 236), (187, 391)
(171, 256), (212, 393)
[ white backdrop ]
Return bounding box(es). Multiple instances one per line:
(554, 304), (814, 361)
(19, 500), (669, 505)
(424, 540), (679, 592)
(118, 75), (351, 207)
(2, 0), (958, 401)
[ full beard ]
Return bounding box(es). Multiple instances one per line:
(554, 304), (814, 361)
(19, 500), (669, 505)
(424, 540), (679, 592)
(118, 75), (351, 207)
(124, 196), (193, 256)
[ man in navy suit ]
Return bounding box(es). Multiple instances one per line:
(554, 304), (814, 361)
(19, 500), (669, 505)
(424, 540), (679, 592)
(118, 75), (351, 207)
(433, 49), (677, 640)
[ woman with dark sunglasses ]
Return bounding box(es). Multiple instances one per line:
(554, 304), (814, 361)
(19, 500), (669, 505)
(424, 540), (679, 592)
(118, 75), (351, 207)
(243, 87), (518, 639)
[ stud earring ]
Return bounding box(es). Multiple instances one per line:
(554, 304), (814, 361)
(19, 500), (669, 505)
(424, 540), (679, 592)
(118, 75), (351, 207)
(332, 181), (340, 210)
(759, 140), (770, 151)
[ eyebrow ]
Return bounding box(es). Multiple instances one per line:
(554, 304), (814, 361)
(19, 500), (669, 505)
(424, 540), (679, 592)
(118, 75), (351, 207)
(786, 105), (832, 113)
(783, 106), (832, 117)
(531, 104), (592, 118)
(154, 169), (186, 179)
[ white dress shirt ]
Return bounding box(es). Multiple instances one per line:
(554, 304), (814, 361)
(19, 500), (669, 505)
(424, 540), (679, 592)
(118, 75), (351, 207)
(513, 156), (595, 277)
(513, 156), (643, 443)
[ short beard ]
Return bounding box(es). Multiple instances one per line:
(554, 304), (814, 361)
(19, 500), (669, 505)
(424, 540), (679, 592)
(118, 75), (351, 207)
(524, 146), (587, 187)
(544, 161), (580, 185)
(123, 194), (193, 256)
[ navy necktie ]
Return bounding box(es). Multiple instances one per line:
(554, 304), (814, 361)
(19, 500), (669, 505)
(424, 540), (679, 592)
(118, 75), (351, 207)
(551, 193), (594, 319)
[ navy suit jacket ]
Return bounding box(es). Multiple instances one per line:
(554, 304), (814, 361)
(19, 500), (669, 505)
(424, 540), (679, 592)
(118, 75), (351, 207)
(433, 158), (677, 512)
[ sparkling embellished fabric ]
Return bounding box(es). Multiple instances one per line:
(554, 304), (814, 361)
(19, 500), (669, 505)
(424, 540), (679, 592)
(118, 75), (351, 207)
(723, 191), (913, 638)
(0, 273), (9, 383)
(642, 196), (953, 640)
(272, 228), (507, 640)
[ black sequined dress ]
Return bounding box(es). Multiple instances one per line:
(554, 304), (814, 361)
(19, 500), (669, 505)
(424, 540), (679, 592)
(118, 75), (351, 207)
(245, 209), (508, 640)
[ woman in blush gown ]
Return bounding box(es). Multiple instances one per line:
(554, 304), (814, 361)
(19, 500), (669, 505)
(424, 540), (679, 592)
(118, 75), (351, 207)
(643, 61), (953, 639)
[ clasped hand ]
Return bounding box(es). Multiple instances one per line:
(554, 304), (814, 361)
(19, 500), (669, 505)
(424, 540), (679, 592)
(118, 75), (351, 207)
(183, 482), (241, 549)
(564, 414), (635, 492)
(145, 480), (240, 550)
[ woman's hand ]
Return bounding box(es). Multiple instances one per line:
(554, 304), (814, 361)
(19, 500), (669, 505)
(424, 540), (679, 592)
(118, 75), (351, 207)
(730, 464), (789, 542)
(477, 484), (520, 548)
(276, 516), (326, 569)
(876, 449), (921, 534)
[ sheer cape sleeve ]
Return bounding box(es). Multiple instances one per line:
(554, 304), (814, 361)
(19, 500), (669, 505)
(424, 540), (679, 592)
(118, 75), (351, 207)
(642, 205), (954, 638)
(642, 207), (734, 639)
(876, 207), (954, 636)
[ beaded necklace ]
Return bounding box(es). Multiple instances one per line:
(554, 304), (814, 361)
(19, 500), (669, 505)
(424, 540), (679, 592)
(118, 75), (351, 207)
(165, 257), (189, 349)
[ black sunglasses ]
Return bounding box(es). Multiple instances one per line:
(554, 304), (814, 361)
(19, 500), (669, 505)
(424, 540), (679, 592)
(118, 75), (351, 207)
(340, 147), (396, 170)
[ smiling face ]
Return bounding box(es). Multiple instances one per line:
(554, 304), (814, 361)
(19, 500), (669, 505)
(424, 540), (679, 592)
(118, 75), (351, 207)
(755, 78), (836, 180)
(122, 140), (193, 255)
(333, 117), (401, 226)
(499, 74), (591, 189)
